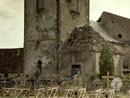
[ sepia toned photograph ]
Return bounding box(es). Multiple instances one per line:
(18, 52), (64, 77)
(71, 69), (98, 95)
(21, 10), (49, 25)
(0, 0), (130, 98)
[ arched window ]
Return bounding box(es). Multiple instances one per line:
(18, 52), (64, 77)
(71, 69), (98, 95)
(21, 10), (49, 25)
(38, 60), (42, 68)
(118, 34), (122, 39)
(37, 60), (42, 73)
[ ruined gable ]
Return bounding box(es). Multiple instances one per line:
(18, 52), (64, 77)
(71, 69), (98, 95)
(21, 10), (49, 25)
(61, 26), (120, 54)
(59, 26), (124, 77)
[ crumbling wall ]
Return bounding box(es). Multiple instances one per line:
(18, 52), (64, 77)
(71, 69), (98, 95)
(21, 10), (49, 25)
(24, 0), (89, 78)
(24, 0), (57, 77)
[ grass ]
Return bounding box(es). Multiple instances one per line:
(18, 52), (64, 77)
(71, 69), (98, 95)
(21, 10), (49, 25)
(0, 94), (128, 98)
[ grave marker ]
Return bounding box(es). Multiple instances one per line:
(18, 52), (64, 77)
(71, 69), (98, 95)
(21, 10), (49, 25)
(111, 77), (122, 91)
(102, 71), (115, 98)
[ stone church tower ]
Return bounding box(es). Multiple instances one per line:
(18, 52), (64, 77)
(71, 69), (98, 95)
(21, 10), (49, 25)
(24, 0), (89, 78)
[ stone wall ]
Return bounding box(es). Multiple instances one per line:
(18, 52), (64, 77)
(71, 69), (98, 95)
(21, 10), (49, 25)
(95, 51), (123, 76)
(59, 49), (124, 78)
(24, 0), (57, 77)
(59, 51), (96, 77)
(60, 0), (89, 43)
(0, 48), (23, 73)
(24, 0), (89, 78)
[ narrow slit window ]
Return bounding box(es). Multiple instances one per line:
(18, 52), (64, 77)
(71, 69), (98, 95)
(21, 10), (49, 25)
(70, 0), (80, 15)
(37, 0), (44, 10)
(37, 60), (42, 73)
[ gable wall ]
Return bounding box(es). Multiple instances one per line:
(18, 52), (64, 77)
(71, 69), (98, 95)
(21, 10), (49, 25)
(98, 13), (130, 42)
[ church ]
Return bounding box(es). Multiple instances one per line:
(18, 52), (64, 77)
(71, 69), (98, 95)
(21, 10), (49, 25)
(24, 0), (130, 79)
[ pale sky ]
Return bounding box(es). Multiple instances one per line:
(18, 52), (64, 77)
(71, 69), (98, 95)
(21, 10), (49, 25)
(0, 0), (130, 48)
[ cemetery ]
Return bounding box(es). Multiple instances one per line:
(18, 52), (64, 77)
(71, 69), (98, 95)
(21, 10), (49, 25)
(1, 0), (130, 98)
(0, 45), (129, 98)
(0, 70), (130, 98)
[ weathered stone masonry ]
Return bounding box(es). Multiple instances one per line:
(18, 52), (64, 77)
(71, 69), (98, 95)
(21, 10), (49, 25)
(24, 0), (89, 78)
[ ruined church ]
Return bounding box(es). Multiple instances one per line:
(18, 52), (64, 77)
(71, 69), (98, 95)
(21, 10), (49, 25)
(24, 0), (89, 78)
(24, 0), (130, 79)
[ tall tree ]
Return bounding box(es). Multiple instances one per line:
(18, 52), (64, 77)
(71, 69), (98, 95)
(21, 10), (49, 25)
(99, 45), (114, 77)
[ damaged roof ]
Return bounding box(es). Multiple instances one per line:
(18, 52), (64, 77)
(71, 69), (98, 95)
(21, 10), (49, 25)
(61, 11), (130, 55)
(90, 21), (121, 43)
(61, 26), (121, 54)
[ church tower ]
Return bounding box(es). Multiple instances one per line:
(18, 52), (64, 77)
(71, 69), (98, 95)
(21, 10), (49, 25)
(24, 0), (89, 78)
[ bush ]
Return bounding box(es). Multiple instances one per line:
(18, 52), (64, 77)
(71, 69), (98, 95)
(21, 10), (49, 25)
(121, 75), (130, 93)
(87, 73), (99, 82)
(99, 45), (114, 78)
(86, 73), (100, 91)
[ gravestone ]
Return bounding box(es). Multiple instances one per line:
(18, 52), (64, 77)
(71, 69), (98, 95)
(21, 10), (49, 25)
(73, 71), (82, 86)
(111, 77), (122, 91)
(93, 78), (101, 90)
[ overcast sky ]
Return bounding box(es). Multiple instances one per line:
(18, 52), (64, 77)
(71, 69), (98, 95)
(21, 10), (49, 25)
(0, 0), (130, 48)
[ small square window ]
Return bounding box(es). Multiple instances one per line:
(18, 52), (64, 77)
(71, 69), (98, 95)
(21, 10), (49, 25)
(71, 64), (81, 76)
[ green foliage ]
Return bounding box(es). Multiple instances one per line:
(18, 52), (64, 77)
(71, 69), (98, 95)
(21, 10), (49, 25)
(99, 45), (114, 77)
(121, 75), (130, 93)
(86, 73), (100, 91)
(87, 73), (99, 82)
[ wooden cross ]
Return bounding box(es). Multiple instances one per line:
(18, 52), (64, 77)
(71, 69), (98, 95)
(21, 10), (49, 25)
(20, 74), (24, 88)
(77, 71), (81, 88)
(102, 71), (114, 90)
(16, 73), (24, 88)
(50, 72), (53, 87)
(77, 71), (81, 98)
(65, 71), (85, 98)
(102, 71), (114, 98)
(44, 72), (59, 87)
(72, 71), (81, 98)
